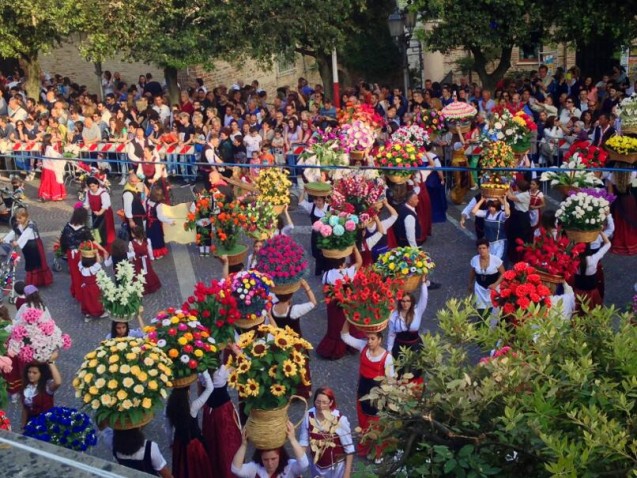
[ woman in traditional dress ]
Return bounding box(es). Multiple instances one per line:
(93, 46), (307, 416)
(528, 178), (545, 231)
(37, 133), (67, 201)
(145, 186), (175, 260)
(471, 198), (510, 260)
(423, 143), (447, 223)
(110, 428), (173, 477)
(21, 353), (61, 427)
(506, 179), (532, 263)
(316, 247), (363, 360)
(298, 387), (355, 478)
(166, 370), (215, 478)
(59, 206), (93, 302)
(298, 188), (330, 276)
(3, 209), (53, 287)
(411, 171), (433, 242)
(138, 145), (171, 205)
(270, 280), (317, 398)
(609, 171), (637, 255)
(129, 225), (161, 294)
(361, 199), (398, 267)
(84, 177), (116, 250)
(386, 278), (428, 361)
(573, 232), (611, 311)
(468, 239), (505, 317)
(340, 321), (394, 458)
(450, 142), (472, 205)
(77, 246), (110, 321)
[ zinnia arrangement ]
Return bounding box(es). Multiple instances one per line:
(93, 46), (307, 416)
(556, 191), (611, 232)
(329, 173), (385, 217)
(255, 168), (292, 206)
(255, 235), (309, 287)
(73, 337), (173, 429)
(229, 270), (275, 324)
(182, 280), (241, 346)
(208, 189), (249, 254)
(338, 120), (376, 153)
(539, 156), (603, 188)
(227, 324), (312, 414)
(313, 212), (359, 252)
(96, 261), (145, 318)
(415, 109), (446, 134)
(490, 262), (552, 317)
(325, 268), (398, 330)
(391, 124), (430, 150)
(563, 141), (608, 169)
(375, 142), (423, 178)
(374, 247), (436, 279)
(24, 407), (97, 452)
(144, 309), (219, 379)
(7, 307), (72, 363)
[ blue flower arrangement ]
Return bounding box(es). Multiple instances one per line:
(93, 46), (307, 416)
(24, 406), (97, 452)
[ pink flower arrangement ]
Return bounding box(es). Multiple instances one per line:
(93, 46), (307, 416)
(329, 174), (386, 217)
(255, 235), (309, 285)
(7, 308), (72, 363)
(0, 356), (12, 374)
(338, 120), (376, 152)
(391, 124), (430, 150)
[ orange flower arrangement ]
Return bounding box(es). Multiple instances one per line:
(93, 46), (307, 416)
(208, 189), (249, 254)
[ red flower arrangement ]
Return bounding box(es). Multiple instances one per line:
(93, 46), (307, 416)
(181, 281), (241, 346)
(0, 410), (10, 431)
(516, 228), (585, 282)
(337, 102), (386, 130)
(490, 262), (552, 317)
(255, 235), (308, 286)
(324, 268), (398, 328)
(329, 174), (385, 217)
(374, 142), (423, 178)
(563, 141), (608, 169)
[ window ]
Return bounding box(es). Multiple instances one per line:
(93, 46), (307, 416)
(277, 56), (296, 76)
(519, 31), (542, 63)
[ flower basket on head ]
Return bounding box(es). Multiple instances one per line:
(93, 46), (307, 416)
(255, 235), (309, 294)
(329, 174), (385, 217)
(373, 247), (436, 292)
(181, 280), (242, 347)
(483, 107), (536, 153)
(78, 241), (97, 259)
(73, 337), (173, 430)
(237, 195), (279, 241)
(480, 141), (516, 197)
(556, 191), (610, 243)
(254, 168), (292, 208)
(375, 142), (423, 183)
(24, 407), (97, 452)
(313, 212), (359, 258)
(415, 109), (446, 136)
(145, 309), (219, 386)
(229, 270), (275, 329)
(96, 261), (145, 321)
(7, 307), (72, 363)
(208, 189), (250, 262)
(337, 102), (386, 130)
(490, 262), (552, 322)
(540, 155), (604, 196)
(298, 133), (348, 182)
(618, 93), (637, 136)
(604, 135), (637, 164)
(391, 124), (431, 150)
(304, 181), (332, 197)
(227, 324), (312, 448)
(441, 102), (477, 132)
(563, 141), (608, 170)
(325, 268), (398, 332)
(338, 120), (376, 160)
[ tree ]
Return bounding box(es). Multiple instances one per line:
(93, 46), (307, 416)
(413, 0), (547, 90)
(0, 0), (77, 98)
(356, 299), (637, 477)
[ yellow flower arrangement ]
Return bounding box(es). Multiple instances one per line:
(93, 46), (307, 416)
(73, 337), (173, 429)
(480, 140), (516, 190)
(605, 135), (637, 154)
(255, 168), (292, 206)
(226, 324), (312, 414)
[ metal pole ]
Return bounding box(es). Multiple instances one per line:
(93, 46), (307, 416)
(332, 48), (340, 108)
(403, 42), (409, 96)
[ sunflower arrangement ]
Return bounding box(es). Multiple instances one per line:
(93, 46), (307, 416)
(144, 309), (219, 379)
(226, 324), (312, 414)
(72, 337), (173, 429)
(255, 168), (292, 207)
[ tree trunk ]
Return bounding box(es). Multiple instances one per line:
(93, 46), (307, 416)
(20, 54), (42, 100)
(316, 53), (333, 100)
(164, 66), (179, 105)
(471, 46), (512, 92)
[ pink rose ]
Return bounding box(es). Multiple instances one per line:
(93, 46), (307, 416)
(312, 220), (323, 231)
(0, 356), (12, 374)
(62, 334), (72, 349)
(39, 320), (55, 336)
(344, 221), (356, 232)
(320, 225), (333, 237)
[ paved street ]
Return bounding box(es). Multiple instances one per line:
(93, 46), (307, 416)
(1, 175), (635, 468)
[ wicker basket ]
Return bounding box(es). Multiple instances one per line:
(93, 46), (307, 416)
(235, 314), (266, 329)
(565, 228), (601, 243)
(172, 374), (197, 389)
(349, 151), (366, 162)
(112, 411), (154, 431)
(271, 280), (302, 295)
(449, 123), (471, 134)
(605, 148), (637, 164)
(400, 274), (423, 292)
(321, 245), (354, 259)
(344, 313), (389, 333)
(480, 186), (508, 199)
(272, 204), (286, 215)
(225, 176), (258, 193)
(246, 395), (307, 450)
(620, 126), (637, 136)
(305, 182), (332, 197)
(536, 270), (563, 294)
(216, 245), (248, 266)
(385, 174), (411, 184)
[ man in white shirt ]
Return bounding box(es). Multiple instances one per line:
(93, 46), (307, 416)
(7, 97), (27, 123)
(243, 127), (262, 159)
(152, 95), (171, 127)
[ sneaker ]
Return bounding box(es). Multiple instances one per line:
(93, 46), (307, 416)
(427, 281), (442, 290)
(84, 315), (92, 323)
(99, 312), (109, 319)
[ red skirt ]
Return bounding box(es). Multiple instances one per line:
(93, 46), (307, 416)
(573, 287), (602, 314)
(356, 401), (384, 459)
(67, 250), (82, 301)
(415, 185), (433, 241)
(26, 239), (53, 287)
(202, 401), (241, 478)
(79, 277), (104, 317)
(172, 437), (214, 478)
(133, 257), (161, 294)
(103, 209), (116, 251)
(2, 356), (24, 395)
(386, 226), (397, 250)
(38, 169), (67, 201)
(610, 212), (637, 255)
(316, 302), (365, 360)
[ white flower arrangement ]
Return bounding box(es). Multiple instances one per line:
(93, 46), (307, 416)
(391, 124), (431, 149)
(618, 93), (637, 128)
(539, 155), (603, 188)
(556, 192), (610, 231)
(63, 144), (81, 158)
(96, 261), (145, 318)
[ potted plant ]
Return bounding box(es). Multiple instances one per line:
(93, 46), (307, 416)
(441, 102), (477, 133)
(490, 262), (552, 322)
(329, 174), (385, 217)
(7, 307), (72, 363)
(604, 135), (637, 164)
(24, 407), (98, 452)
(255, 235), (309, 294)
(556, 191), (611, 243)
(182, 280), (242, 347)
(373, 247), (436, 292)
(479, 141), (516, 199)
(229, 270), (275, 329)
(144, 309), (219, 388)
(73, 337), (173, 430)
(208, 189), (249, 265)
(96, 261), (145, 322)
(391, 124), (431, 150)
(484, 108), (537, 153)
(227, 324), (312, 449)
(338, 120), (376, 163)
(313, 211), (359, 259)
(325, 268), (397, 332)
(254, 168), (292, 213)
(374, 141), (423, 184)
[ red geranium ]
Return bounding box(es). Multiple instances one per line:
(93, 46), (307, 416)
(563, 141), (608, 168)
(491, 262), (552, 322)
(516, 228), (585, 282)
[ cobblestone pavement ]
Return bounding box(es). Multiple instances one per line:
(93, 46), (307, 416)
(1, 175), (635, 470)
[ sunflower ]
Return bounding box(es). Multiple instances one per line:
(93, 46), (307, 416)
(270, 384), (286, 397)
(246, 378), (260, 397)
(282, 359), (298, 378)
(237, 357), (252, 374)
(292, 350), (306, 366)
(237, 383), (248, 398)
(250, 342), (267, 358)
(274, 334), (292, 349)
(301, 371), (312, 387)
(225, 354), (234, 368)
(268, 365), (279, 378)
(228, 370), (239, 387)
(236, 330), (256, 349)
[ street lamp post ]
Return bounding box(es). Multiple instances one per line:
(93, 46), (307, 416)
(388, 7), (417, 96)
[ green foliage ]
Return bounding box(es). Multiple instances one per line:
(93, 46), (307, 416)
(364, 299), (637, 477)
